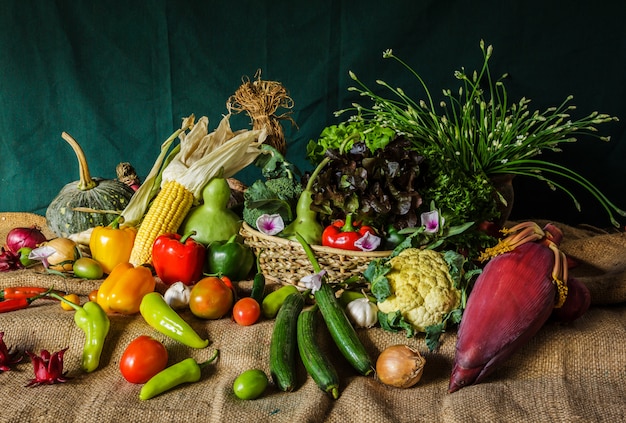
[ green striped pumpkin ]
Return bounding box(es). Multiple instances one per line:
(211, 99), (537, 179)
(46, 132), (134, 238)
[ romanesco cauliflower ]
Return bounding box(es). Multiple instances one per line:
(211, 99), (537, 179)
(377, 248), (461, 332)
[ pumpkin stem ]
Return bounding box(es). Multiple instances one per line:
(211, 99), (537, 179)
(61, 132), (96, 191)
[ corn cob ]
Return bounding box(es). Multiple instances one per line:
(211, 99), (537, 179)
(125, 115), (267, 265)
(448, 222), (589, 393)
(129, 180), (194, 265)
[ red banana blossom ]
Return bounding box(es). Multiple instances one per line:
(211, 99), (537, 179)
(448, 222), (590, 393)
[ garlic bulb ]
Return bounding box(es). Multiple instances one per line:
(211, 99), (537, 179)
(163, 282), (191, 310)
(346, 298), (378, 328)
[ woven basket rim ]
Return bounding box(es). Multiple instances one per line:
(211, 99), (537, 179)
(241, 221), (391, 257)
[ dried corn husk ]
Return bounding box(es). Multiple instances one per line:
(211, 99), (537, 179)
(121, 114), (266, 226)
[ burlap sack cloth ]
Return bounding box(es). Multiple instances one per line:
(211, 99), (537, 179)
(0, 213), (624, 422)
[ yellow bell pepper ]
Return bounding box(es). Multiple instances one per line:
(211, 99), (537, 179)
(89, 217), (137, 274)
(97, 262), (155, 314)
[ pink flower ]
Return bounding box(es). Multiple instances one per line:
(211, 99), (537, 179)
(25, 348), (71, 386)
(256, 214), (285, 236)
(299, 270), (326, 293)
(354, 231), (381, 252)
(421, 210), (444, 233)
(0, 332), (22, 371)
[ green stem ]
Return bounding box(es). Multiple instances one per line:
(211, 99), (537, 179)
(197, 349), (220, 369)
(306, 157), (331, 192)
(49, 291), (81, 311)
(340, 213), (357, 233)
(295, 232), (321, 273)
(179, 230), (197, 244)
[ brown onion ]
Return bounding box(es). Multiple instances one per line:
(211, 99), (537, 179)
(44, 238), (78, 272)
(375, 344), (426, 388)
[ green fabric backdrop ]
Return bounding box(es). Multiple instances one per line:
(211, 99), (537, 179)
(1, 0), (625, 228)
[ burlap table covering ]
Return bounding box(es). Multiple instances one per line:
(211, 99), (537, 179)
(1, 213), (625, 422)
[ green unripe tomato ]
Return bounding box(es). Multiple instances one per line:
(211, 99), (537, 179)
(17, 247), (36, 267)
(73, 257), (104, 279)
(233, 369), (269, 400)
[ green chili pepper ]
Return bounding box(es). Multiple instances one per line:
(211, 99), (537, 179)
(250, 252), (266, 304)
(139, 350), (219, 400)
(207, 234), (255, 281)
(139, 292), (209, 349)
(50, 293), (110, 373)
(261, 284), (300, 319)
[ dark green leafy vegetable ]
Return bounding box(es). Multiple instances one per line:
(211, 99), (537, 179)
(308, 137), (426, 233)
(243, 146), (303, 229)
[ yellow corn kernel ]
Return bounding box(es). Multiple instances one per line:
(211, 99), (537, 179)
(129, 180), (194, 265)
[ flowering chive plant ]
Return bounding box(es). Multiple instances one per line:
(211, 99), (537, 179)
(340, 40), (624, 227)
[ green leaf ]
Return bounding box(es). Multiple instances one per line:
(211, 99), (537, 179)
(378, 310), (415, 338)
(363, 258), (392, 302)
(424, 323), (445, 352)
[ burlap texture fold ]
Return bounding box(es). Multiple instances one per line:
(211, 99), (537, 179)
(1, 213), (625, 422)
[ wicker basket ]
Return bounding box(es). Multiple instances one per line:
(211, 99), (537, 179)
(240, 222), (391, 286)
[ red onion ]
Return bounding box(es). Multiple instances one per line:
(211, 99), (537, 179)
(5, 226), (47, 254)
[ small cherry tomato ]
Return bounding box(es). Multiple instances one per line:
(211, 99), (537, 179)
(232, 297), (261, 326)
(119, 335), (168, 384)
(73, 257), (104, 279)
(233, 369), (269, 400)
(61, 293), (80, 311)
(189, 276), (234, 319)
(88, 289), (99, 302)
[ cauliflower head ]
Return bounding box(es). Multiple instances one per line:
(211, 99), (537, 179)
(377, 248), (461, 332)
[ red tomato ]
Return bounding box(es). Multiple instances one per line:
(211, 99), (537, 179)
(233, 297), (261, 326)
(119, 335), (168, 384)
(189, 276), (234, 319)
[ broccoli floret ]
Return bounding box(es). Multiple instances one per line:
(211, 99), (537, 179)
(265, 176), (303, 208)
(243, 206), (266, 230)
(243, 178), (302, 229)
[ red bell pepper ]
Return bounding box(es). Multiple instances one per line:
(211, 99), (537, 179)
(322, 214), (377, 250)
(151, 231), (206, 286)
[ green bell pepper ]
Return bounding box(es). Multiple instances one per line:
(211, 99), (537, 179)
(382, 225), (406, 250)
(207, 234), (255, 281)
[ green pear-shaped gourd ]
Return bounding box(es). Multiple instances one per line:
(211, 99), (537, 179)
(282, 157), (330, 245)
(179, 177), (242, 245)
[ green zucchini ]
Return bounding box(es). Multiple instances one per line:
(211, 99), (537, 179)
(297, 304), (340, 399)
(314, 283), (374, 376)
(269, 291), (304, 391)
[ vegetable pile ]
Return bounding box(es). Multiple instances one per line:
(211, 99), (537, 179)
(1, 41), (619, 401)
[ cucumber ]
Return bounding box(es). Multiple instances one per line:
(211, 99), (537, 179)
(297, 305), (340, 399)
(314, 283), (374, 376)
(269, 291), (304, 391)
